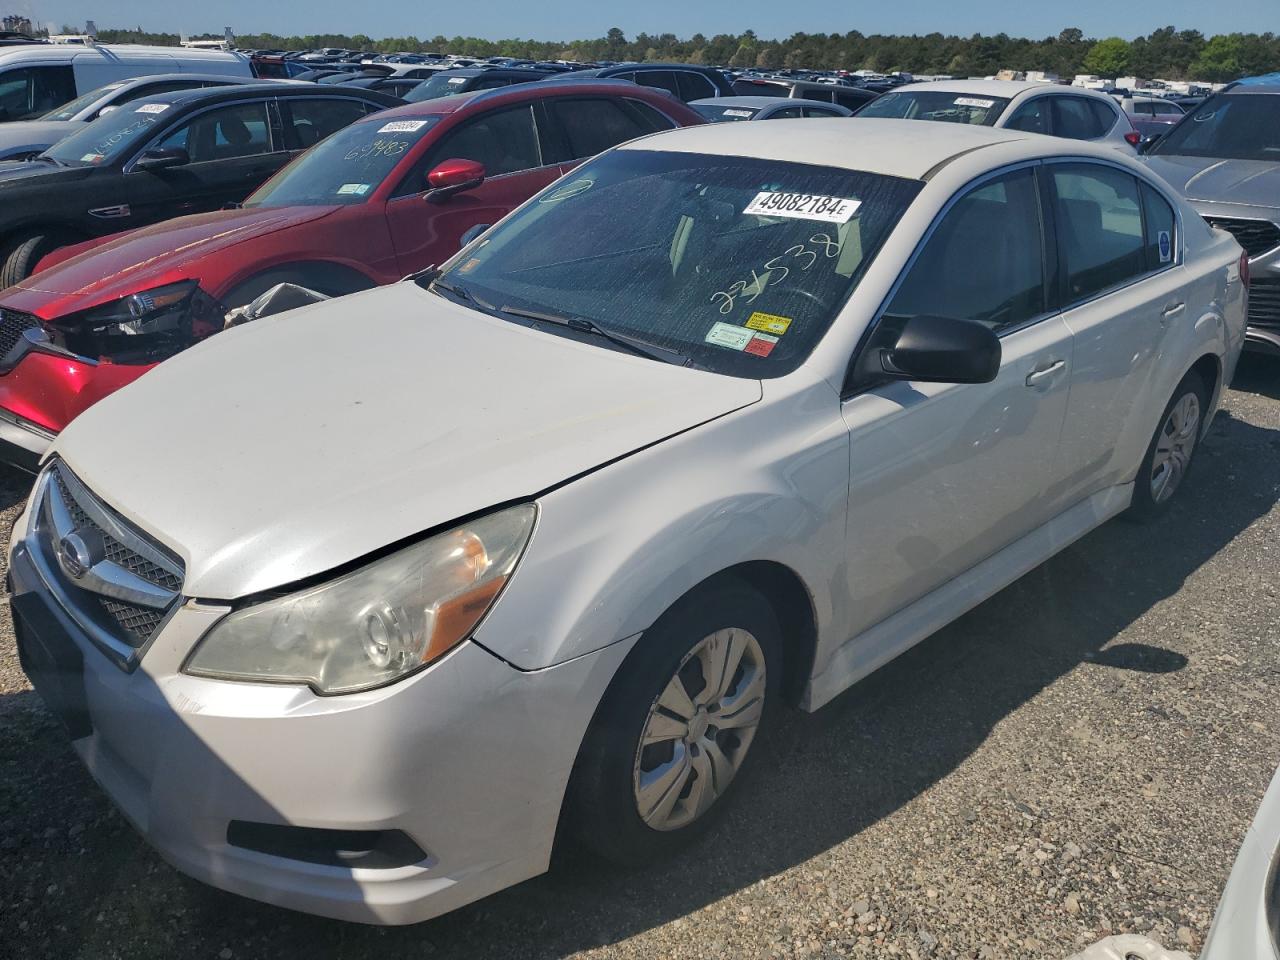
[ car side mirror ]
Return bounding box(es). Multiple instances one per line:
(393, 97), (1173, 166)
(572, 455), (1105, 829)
(425, 158), (484, 203)
(879, 314), (1001, 384)
(458, 222), (490, 247)
(134, 147), (190, 172)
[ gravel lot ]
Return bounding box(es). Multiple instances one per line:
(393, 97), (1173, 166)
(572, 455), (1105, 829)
(1, 354), (1277, 960)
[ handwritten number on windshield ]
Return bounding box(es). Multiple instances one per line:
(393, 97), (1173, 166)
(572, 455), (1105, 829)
(343, 138), (409, 162)
(711, 234), (840, 315)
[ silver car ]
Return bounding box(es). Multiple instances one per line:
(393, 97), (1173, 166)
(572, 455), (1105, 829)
(691, 95), (854, 122)
(1143, 79), (1280, 357)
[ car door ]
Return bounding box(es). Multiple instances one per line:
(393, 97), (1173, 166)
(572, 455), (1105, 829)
(1045, 161), (1183, 505)
(382, 102), (559, 274)
(125, 98), (282, 221)
(839, 166), (1073, 638)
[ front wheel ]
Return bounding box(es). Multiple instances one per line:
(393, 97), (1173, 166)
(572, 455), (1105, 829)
(563, 579), (781, 865)
(1127, 371), (1208, 521)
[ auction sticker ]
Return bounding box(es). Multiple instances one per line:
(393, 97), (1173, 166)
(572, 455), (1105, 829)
(724, 108), (754, 118)
(1158, 230), (1172, 263)
(337, 183), (371, 196)
(954, 97), (995, 108)
(80, 153), (104, 163)
(705, 321), (754, 350)
(379, 120), (428, 133)
(135, 103), (169, 114)
(743, 191), (861, 223)
(744, 332), (779, 357)
(746, 311), (792, 335)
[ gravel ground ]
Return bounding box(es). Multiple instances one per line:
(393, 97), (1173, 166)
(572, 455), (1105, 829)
(1, 354), (1278, 960)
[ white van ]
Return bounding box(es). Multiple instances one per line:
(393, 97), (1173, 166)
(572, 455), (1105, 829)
(0, 43), (253, 122)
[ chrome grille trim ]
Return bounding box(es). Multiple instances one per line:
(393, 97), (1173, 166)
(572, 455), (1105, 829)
(25, 460), (185, 669)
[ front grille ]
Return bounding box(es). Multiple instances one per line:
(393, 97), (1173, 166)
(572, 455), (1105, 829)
(29, 461), (185, 665)
(0, 307), (40, 357)
(1204, 216), (1280, 259)
(1249, 276), (1280, 328)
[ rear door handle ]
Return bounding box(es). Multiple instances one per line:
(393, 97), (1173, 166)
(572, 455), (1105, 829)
(1025, 359), (1066, 388)
(1161, 301), (1186, 320)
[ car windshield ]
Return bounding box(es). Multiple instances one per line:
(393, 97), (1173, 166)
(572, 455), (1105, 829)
(403, 73), (473, 102)
(1150, 92), (1280, 162)
(40, 81), (126, 121)
(41, 101), (172, 166)
(858, 90), (1010, 125)
(244, 116), (438, 207)
(695, 103), (760, 122)
(437, 149), (921, 378)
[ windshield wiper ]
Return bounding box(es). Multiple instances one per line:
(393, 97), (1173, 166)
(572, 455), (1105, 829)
(496, 304), (693, 367)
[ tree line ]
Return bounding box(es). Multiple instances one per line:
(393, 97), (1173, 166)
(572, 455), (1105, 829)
(76, 25), (1280, 83)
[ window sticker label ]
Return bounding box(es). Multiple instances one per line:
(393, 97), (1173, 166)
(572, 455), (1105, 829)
(954, 97), (995, 108)
(539, 178), (594, 203)
(80, 153), (104, 164)
(744, 332), (779, 357)
(746, 311), (792, 335)
(378, 120), (428, 133)
(1158, 230), (1172, 263)
(705, 321), (754, 351)
(743, 191), (861, 223)
(135, 103), (169, 114)
(336, 183), (372, 196)
(723, 108), (754, 118)
(447, 77), (468, 84)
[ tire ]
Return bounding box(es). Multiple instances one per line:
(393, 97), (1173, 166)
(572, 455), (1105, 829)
(0, 233), (64, 288)
(562, 577), (782, 866)
(1126, 370), (1209, 522)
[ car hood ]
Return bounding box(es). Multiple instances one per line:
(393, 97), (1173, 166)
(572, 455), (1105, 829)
(0, 120), (82, 156)
(54, 282), (762, 600)
(1142, 154), (1280, 209)
(0, 158), (89, 188)
(13, 205), (342, 314)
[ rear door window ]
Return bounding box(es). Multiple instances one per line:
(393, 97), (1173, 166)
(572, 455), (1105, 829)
(834, 91), (869, 111)
(675, 71), (717, 102)
(0, 65), (77, 121)
(1051, 164), (1147, 301)
(281, 98), (370, 150)
(1051, 96), (1106, 140)
(768, 106), (804, 120)
(547, 97), (671, 160)
(634, 71), (680, 99)
(804, 106), (841, 118)
(1087, 99), (1118, 134)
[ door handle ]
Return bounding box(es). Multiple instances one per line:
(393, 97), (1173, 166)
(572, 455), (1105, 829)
(1025, 359), (1066, 388)
(1161, 301), (1186, 320)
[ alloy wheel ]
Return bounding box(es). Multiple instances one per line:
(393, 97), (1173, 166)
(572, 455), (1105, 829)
(1150, 392), (1201, 504)
(632, 627), (767, 832)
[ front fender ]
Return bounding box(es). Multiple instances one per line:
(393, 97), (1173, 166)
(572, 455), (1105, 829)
(473, 376), (852, 673)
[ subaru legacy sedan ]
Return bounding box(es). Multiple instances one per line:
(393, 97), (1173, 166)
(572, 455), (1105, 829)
(9, 119), (1246, 924)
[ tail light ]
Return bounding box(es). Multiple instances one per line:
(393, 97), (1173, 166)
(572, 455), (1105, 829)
(1125, 130), (1142, 147)
(1240, 250), (1251, 289)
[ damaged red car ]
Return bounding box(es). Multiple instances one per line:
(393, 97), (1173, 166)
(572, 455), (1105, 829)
(0, 78), (703, 469)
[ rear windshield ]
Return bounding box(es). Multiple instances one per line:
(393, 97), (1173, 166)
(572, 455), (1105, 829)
(1150, 92), (1280, 162)
(695, 103), (760, 122)
(41, 81), (126, 121)
(42, 102), (171, 166)
(858, 90), (1010, 126)
(403, 73), (473, 102)
(245, 116), (439, 206)
(437, 149), (922, 378)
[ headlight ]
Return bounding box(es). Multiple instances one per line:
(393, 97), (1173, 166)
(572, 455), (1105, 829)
(184, 505), (537, 695)
(80, 280), (198, 336)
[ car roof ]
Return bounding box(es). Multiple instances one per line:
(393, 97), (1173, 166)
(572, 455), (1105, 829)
(895, 79), (1098, 98)
(430, 67), (549, 79)
(693, 96), (846, 110)
(129, 82), (387, 106)
(0, 43), (246, 64)
(1226, 80), (1280, 94)
(357, 78), (669, 120)
(618, 117), (1032, 180)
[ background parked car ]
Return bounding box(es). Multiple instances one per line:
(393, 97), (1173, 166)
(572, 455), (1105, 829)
(0, 82), (399, 285)
(0, 73), (273, 160)
(729, 76), (878, 112)
(402, 67), (551, 102)
(338, 75), (423, 98)
(563, 63), (734, 101)
(858, 79), (1139, 150)
(0, 78), (706, 466)
(1142, 79), (1280, 357)
(0, 42), (252, 121)
(691, 95), (853, 121)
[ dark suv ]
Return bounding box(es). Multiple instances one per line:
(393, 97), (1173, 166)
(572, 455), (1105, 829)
(562, 63), (733, 102)
(731, 76), (877, 113)
(0, 83), (398, 284)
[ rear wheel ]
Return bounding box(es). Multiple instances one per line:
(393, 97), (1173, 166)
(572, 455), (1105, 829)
(1127, 371), (1208, 521)
(563, 579), (781, 865)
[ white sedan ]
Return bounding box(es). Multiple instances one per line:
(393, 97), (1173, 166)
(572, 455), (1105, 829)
(8, 118), (1247, 924)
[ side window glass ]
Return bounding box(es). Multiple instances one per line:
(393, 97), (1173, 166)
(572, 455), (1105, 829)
(803, 107), (836, 118)
(156, 102), (272, 162)
(1141, 182), (1177, 271)
(422, 104), (541, 177)
(835, 91), (867, 111)
(1052, 97), (1100, 140)
(612, 71), (636, 84)
(885, 169), (1045, 333)
(768, 107), (804, 120)
(1087, 99), (1117, 134)
(0, 65), (77, 120)
(1052, 165), (1146, 301)
(471, 77), (511, 91)
(549, 98), (652, 159)
(635, 71), (680, 98)
(620, 99), (674, 133)
(283, 98), (367, 149)
(1005, 99), (1048, 134)
(675, 71), (715, 102)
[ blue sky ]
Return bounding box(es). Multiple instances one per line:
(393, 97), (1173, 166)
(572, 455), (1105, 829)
(21, 0), (1278, 40)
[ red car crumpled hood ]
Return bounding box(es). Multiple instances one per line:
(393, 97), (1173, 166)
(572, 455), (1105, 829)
(8, 205), (341, 320)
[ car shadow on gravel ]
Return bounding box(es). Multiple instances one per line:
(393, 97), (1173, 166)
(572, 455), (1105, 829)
(1232, 353), (1280, 401)
(2, 410), (1278, 960)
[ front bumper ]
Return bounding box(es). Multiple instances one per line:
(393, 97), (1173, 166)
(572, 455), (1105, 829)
(1245, 325), (1280, 357)
(0, 405), (53, 472)
(9, 534), (629, 924)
